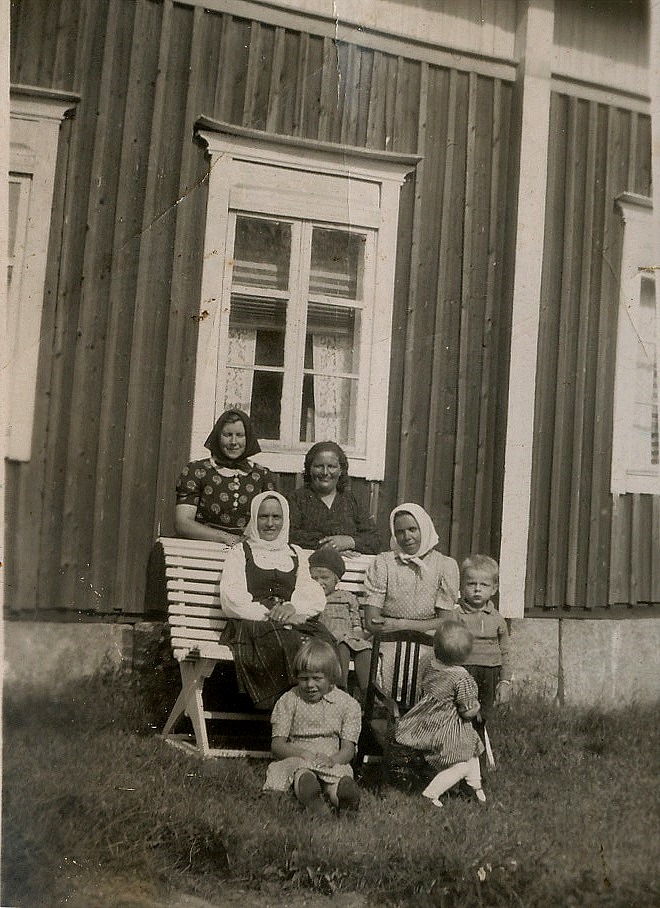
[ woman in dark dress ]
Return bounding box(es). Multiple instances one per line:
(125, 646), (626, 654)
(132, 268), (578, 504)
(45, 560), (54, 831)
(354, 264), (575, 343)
(175, 409), (276, 545)
(287, 441), (381, 555)
(219, 491), (335, 708)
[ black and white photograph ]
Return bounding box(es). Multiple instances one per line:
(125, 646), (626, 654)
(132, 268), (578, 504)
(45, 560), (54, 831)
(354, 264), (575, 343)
(2, 0), (659, 905)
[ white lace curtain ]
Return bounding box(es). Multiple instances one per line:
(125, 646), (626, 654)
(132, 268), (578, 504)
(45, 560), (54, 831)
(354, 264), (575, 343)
(224, 327), (358, 446)
(225, 328), (256, 411)
(312, 332), (354, 443)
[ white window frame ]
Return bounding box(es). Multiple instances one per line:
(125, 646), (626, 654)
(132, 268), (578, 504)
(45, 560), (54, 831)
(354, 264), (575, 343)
(611, 192), (660, 495)
(8, 86), (77, 462)
(192, 121), (417, 479)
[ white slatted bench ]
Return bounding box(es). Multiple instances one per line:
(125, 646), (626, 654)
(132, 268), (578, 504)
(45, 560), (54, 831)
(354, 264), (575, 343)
(159, 536), (375, 758)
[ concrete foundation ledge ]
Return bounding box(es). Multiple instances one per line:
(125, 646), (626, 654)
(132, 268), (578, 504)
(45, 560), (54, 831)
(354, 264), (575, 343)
(3, 622), (148, 695)
(561, 617), (660, 708)
(4, 616), (659, 709)
(508, 618), (559, 700)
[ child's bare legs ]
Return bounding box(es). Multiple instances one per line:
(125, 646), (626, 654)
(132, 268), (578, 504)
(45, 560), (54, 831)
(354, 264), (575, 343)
(422, 757), (485, 806)
(336, 645), (371, 702)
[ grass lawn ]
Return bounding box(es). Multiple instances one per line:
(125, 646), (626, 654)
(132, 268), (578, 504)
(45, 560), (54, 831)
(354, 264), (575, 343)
(3, 650), (659, 907)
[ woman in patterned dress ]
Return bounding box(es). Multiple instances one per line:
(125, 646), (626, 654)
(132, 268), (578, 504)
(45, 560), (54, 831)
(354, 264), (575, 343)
(363, 503), (459, 635)
(175, 409), (277, 545)
(362, 503), (460, 697)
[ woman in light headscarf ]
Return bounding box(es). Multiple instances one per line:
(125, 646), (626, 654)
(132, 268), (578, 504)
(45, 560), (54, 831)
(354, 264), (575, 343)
(363, 503), (459, 636)
(220, 492), (336, 708)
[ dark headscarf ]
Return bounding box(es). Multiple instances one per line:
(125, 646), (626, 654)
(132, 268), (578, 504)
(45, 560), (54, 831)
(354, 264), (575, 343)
(204, 409), (261, 471)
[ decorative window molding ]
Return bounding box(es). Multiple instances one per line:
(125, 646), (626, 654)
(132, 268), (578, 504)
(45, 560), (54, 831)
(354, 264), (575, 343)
(611, 193), (659, 495)
(8, 86), (78, 461)
(191, 120), (418, 480)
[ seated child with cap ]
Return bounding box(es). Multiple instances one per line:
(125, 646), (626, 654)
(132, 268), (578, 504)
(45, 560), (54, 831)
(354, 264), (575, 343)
(308, 547), (372, 699)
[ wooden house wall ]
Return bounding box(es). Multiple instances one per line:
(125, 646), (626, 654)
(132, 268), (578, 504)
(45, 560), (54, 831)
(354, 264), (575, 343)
(527, 91), (658, 611)
(7, 0), (517, 616)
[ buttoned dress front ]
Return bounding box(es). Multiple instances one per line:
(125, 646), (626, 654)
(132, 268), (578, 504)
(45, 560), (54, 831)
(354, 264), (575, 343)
(176, 457), (276, 534)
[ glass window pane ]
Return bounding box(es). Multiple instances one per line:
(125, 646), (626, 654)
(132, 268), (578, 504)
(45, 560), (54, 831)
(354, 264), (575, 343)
(309, 228), (364, 299)
(300, 373), (357, 446)
(300, 301), (360, 445)
(232, 216), (291, 290)
(8, 180), (21, 257)
(633, 276), (658, 467)
(250, 372), (283, 440)
(228, 295), (286, 367)
(8, 176), (31, 293)
(305, 303), (360, 374)
(226, 294), (285, 441)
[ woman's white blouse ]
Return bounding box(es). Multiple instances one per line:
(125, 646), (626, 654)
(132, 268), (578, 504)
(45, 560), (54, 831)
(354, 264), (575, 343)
(220, 544), (326, 621)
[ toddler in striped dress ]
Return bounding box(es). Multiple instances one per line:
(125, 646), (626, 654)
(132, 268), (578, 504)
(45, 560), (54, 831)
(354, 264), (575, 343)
(394, 621), (486, 807)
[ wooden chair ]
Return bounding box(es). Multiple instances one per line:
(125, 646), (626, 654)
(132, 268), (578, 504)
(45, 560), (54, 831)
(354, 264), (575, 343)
(356, 629), (435, 780)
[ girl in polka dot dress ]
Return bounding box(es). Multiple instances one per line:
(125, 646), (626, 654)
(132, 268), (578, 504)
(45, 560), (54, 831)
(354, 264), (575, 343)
(263, 639), (362, 814)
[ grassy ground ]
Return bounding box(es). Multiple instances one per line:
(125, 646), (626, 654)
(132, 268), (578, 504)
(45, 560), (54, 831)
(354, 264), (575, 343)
(3, 652), (659, 907)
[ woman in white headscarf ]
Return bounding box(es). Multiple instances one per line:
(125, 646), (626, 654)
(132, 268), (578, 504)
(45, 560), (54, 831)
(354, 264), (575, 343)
(364, 503), (459, 635)
(220, 492), (333, 708)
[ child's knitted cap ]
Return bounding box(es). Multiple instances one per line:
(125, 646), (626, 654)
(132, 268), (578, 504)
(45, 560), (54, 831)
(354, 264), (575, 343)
(309, 546), (345, 580)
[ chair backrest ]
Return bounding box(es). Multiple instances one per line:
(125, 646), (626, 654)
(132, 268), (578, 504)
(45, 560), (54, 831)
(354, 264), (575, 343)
(365, 629), (436, 719)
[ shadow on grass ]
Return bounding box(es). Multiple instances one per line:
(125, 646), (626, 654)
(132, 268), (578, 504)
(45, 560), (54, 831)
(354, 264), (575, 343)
(3, 670), (660, 907)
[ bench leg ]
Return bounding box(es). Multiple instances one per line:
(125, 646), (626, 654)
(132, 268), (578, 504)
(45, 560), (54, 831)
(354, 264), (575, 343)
(162, 683), (188, 736)
(162, 659), (216, 756)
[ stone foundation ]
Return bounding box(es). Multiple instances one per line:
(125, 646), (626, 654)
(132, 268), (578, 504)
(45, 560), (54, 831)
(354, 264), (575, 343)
(3, 617), (659, 708)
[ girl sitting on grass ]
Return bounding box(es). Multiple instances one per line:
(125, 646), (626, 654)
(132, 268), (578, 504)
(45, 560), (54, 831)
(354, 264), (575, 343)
(394, 621), (486, 807)
(263, 639), (362, 815)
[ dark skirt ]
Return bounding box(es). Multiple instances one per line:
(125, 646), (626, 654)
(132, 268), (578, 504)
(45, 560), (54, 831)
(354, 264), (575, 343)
(220, 617), (338, 709)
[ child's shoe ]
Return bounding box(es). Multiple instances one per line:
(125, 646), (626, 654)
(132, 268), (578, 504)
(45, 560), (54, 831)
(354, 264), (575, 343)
(422, 791), (443, 808)
(467, 785), (487, 804)
(457, 779), (486, 803)
(294, 771), (326, 813)
(336, 777), (361, 812)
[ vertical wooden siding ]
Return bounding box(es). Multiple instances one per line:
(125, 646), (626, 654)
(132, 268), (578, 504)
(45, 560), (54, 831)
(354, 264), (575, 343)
(8, 0), (516, 615)
(528, 93), (657, 610)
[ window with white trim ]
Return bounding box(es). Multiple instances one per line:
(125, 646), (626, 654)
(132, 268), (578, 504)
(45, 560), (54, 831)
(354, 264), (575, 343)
(192, 123), (417, 479)
(8, 87), (76, 461)
(611, 193), (659, 495)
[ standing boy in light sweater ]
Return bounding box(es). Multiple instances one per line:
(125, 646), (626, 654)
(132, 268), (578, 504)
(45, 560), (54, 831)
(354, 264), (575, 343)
(454, 555), (511, 730)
